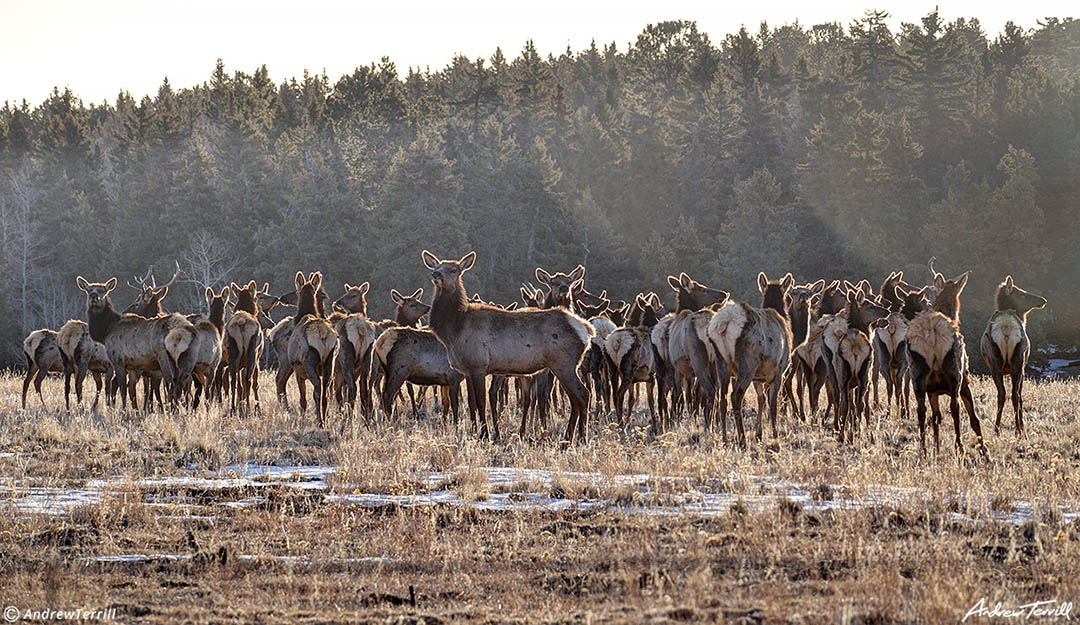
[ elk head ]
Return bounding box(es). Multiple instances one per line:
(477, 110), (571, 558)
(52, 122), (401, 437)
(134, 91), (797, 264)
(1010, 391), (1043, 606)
(230, 280), (261, 315)
(422, 250), (475, 298)
(758, 272), (795, 316)
(535, 265), (585, 310)
(391, 287), (430, 326)
(666, 273), (728, 312)
(294, 271), (324, 318)
(335, 281), (370, 316)
(76, 276), (117, 313)
(995, 275), (1047, 318)
(205, 285), (230, 326)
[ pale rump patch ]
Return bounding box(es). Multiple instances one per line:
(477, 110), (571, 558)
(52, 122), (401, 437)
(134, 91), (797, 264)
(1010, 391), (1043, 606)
(650, 316), (671, 363)
(374, 328), (400, 366)
(164, 327), (195, 365)
(23, 329), (50, 360)
(566, 311), (595, 347)
(907, 312), (960, 370)
(226, 313), (260, 355)
(303, 322), (337, 361)
(707, 302), (747, 366)
(838, 329), (872, 372)
(57, 320), (89, 360)
(604, 329), (635, 370)
(588, 316), (616, 348)
(873, 313), (907, 356)
(988, 310), (1024, 363)
(795, 320), (825, 366)
(822, 313), (849, 355)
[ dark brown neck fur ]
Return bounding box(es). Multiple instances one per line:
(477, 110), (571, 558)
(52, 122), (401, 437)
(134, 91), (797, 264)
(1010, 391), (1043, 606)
(430, 278), (468, 343)
(87, 299), (121, 343)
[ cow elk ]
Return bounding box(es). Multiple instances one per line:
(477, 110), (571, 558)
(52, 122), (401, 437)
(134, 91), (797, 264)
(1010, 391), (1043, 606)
(272, 272), (339, 426)
(980, 275), (1046, 437)
(905, 260), (987, 457)
(21, 329), (65, 410)
(605, 293), (662, 431)
(57, 320), (112, 411)
(422, 251), (593, 444)
(666, 273), (730, 431)
(708, 272), (794, 446)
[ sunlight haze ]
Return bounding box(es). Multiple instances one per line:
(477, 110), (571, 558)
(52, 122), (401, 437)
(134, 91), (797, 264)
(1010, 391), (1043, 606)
(1, 0), (1076, 106)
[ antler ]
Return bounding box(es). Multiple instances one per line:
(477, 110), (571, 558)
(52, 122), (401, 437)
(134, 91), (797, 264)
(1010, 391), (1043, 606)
(156, 260), (182, 290)
(128, 265), (153, 290)
(928, 256), (940, 279)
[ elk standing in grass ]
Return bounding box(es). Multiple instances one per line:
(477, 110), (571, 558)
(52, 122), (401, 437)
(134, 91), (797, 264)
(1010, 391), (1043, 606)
(422, 251), (593, 443)
(708, 272), (793, 446)
(57, 320), (112, 411)
(666, 274), (730, 431)
(76, 276), (198, 410)
(871, 272), (915, 419)
(185, 288), (226, 411)
(605, 293), (662, 431)
(906, 260), (987, 456)
(273, 272), (339, 426)
(828, 290), (889, 443)
(21, 329), (65, 410)
(375, 325), (463, 425)
(782, 280), (824, 421)
(980, 275), (1046, 437)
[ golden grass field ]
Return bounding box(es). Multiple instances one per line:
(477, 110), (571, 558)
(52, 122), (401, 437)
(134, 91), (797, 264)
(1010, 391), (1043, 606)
(1, 370), (1078, 624)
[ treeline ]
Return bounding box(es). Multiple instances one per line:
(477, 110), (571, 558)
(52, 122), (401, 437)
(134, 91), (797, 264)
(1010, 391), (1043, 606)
(1, 11), (1078, 369)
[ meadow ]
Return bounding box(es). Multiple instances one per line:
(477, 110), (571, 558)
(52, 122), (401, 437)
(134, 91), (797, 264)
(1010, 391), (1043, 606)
(1, 370), (1078, 623)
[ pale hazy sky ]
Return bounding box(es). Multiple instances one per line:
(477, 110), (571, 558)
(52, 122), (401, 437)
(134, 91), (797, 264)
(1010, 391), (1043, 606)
(1, 0), (1075, 107)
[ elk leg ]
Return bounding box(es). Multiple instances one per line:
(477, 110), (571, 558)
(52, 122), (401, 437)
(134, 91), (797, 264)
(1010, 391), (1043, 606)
(467, 373), (488, 439)
(91, 371), (103, 411)
(449, 382), (461, 427)
(929, 394), (943, 456)
(768, 378), (781, 439)
(730, 366), (753, 449)
(716, 361), (730, 443)
(21, 356), (36, 410)
(1011, 371), (1024, 438)
(63, 358), (73, 411)
(646, 378), (657, 434)
(990, 368), (1006, 435)
(487, 378), (501, 440)
(276, 366), (291, 408)
(33, 366), (49, 410)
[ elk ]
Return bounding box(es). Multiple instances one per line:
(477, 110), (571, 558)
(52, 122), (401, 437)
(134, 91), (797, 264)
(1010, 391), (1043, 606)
(21, 329), (65, 410)
(650, 311), (678, 426)
(666, 273), (730, 431)
(979, 275), (1046, 437)
(422, 251), (593, 443)
(331, 307), (377, 418)
(272, 272), (338, 425)
(76, 276), (198, 410)
(375, 326), (464, 425)
(366, 287), (435, 419)
(791, 281), (847, 422)
(224, 282), (272, 413)
(782, 280), (825, 420)
(827, 290), (889, 443)
(708, 272), (794, 446)
(185, 288), (225, 411)
(535, 265), (585, 309)
(870, 271), (911, 412)
(57, 320), (112, 411)
(576, 297), (615, 419)
(906, 259), (987, 457)
(605, 293), (662, 431)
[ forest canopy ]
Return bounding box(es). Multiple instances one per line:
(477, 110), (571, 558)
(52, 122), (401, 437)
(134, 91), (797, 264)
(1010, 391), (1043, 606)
(1, 11), (1078, 369)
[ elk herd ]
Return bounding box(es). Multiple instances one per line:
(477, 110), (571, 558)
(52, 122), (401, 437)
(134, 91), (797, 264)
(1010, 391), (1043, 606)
(19, 252), (1047, 457)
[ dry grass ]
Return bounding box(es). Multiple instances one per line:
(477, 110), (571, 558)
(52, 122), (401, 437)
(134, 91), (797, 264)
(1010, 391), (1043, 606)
(1, 370), (1078, 623)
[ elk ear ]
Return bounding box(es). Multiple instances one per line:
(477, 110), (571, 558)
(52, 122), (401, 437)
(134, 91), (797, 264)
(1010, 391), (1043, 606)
(246, 280), (256, 292)
(458, 251), (476, 272)
(667, 276), (682, 291)
(204, 287), (213, 303)
(570, 264), (585, 283)
(679, 272), (692, 289)
(261, 282), (270, 294)
(535, 268), (551, 285)
(410, 287), (423, 300)
(505, 302), (518, 311)
(843, 280), (857, 293)
(76, 276), (90, 292)
(1003, 275), (1014, 291)
(358, 281), (370, 295)
(104, 277), (117, 293)
(809, 279), (825, 295)
(311, 272), (323, 291)
(955, 272), (969, 292)
(343, 282), (352, 291)
(221, 286), (231, 300)
(648, 292), (662, 308)
(422, 249), (441, 270)
(757, 272), (769, 294)
(570, 277), (584, 292)
(390, 289), (404, 305)
(294, 272), (304, 291)
(781, 273), (794, 291)
(933, 273), (945, 292)
(230, 282), (241, 293)
(599, 289), (607, 299)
